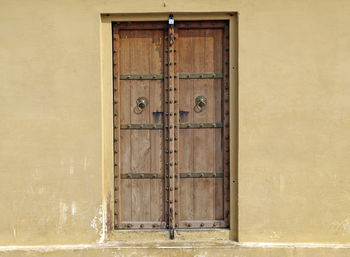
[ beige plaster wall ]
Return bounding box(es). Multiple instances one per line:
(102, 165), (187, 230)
(1, 0), (350, 253)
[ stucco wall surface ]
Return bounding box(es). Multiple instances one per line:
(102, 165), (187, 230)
(1, 0), (350, 255)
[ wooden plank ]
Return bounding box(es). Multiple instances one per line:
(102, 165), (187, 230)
(149, 29), (165, 222)
(212, 28), (224, 221)
(115, 21), (167, 30)
(178, 29), (194, 222)
(176, 21), (227, 29)
(118, 28), (132, 223)
(192, 29), (215, 221)
(129, 29), (151, 222)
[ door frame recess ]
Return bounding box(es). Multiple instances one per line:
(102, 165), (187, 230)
(100, 12), (238, 242)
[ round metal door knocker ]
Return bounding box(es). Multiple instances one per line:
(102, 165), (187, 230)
(135, 96), (148, 114)
(194, 96), (207, 113)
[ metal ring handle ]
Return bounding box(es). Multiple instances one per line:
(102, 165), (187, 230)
(136, 97), (148, 112)
(194, 96), (207, 113)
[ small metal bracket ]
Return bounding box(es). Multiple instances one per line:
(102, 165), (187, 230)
(168, 14), (174, 25)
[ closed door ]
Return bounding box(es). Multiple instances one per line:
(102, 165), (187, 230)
(113, 20), (230, 233)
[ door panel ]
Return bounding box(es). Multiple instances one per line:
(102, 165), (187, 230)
(113, 20), (230, 231)
(114, 24), (166, 229)
(177, 24), (228, 228)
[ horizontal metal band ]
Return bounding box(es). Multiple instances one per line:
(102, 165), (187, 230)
(121, 173), (163, 179)
(179, 72), (223, 79)
(178, 220), (227, 229)
(120, 122), (223, 130)
(119, 74), (164, 80)
(180, 122), (223, 129)
(116, 221), (167, 230)
(120, 123), (164, 129)
(120, 171), (223, 179)
(117, 72), (224, 80)
(180, 171), (224, 178)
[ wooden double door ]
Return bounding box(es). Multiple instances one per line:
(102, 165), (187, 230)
(113, 20), (230, 234)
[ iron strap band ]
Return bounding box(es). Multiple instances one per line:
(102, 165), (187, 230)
(116, 72), (223, 80)
(119, 171), (224, 179)
(119, 122), (223, 130)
